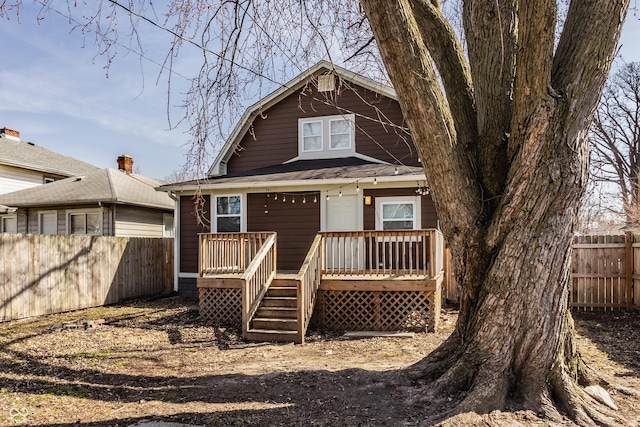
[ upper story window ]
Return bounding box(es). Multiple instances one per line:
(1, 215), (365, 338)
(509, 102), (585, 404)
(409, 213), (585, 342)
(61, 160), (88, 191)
(330, 119), (351, 149)
(302, 121), (323, 152)
(298, 114), (355, 159)
(215, 195), (241, 232)
(1, 215), (17, 233)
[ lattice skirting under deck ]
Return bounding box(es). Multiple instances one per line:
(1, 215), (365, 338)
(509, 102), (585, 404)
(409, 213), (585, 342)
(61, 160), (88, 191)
(199, 287), (242, 325)
(312, 289), (440, 333)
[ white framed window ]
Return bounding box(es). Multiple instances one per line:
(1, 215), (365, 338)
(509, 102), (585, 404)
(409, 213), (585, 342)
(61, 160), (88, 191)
(0, 215), (17, 233)
(38, 210), (58, 235)
(330, 118), (352, 150)
(163, 213), (174, 238)
(375, 196), (421, 231)
(301, 120), (323, 152)
(298, 114), (355, 157)
(67, 209), (102, 235)
(214, 195), (241, 232)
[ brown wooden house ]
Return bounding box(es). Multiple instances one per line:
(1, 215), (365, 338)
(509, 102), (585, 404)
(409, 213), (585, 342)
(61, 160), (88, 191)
(160, 61), (445, 343)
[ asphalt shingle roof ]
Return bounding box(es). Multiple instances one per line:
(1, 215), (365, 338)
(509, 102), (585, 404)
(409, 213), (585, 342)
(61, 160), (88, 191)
(0, 134), (99, 176)
(0, 168), (173, 210)
(160, 158), (426, 190)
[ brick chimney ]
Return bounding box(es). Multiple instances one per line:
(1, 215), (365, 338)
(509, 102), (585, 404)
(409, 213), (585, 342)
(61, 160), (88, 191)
(1, 127), (20, 140)
(117, 154), (134, 174)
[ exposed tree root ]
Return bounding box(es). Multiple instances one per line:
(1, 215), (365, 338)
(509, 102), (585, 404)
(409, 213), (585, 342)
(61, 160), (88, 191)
(397, 337), (631, 427)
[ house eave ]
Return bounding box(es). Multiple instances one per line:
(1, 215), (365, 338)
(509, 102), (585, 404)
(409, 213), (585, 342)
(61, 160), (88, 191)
(159, 173), (427, 193)
(0, 159), (84, 178)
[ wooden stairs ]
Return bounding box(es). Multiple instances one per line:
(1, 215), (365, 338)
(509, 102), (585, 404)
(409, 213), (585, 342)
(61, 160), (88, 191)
(245, 277), (300, 343)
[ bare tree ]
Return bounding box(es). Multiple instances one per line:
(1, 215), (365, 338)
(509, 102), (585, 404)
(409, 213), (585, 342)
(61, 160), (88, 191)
(591, 62), (640, 226)
(0, 0), (632, 424)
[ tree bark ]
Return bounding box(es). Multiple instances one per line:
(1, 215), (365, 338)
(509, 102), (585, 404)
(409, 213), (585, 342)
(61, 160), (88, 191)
(361, 1), (630, 424)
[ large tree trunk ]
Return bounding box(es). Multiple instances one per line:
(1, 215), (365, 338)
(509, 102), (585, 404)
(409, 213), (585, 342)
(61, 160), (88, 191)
(360, 1), (630, 425)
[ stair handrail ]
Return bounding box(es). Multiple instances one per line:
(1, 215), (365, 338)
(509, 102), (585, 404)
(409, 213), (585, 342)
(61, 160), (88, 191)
(199, 232), (273, 276)
(241, 232), (277, 339)
(295, 233), (323, 344)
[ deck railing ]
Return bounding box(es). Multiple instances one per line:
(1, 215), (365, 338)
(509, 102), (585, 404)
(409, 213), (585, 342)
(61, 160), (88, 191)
(241, 233), (277, 337)
(320, 229), (444, 278)
(295, 234), (323, 343)
(199, 232), (274, 276)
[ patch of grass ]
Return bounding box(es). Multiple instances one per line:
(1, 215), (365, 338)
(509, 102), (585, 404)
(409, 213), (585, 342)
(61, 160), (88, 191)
(46, 385), (89, 399)
(75, 351), (112, 359)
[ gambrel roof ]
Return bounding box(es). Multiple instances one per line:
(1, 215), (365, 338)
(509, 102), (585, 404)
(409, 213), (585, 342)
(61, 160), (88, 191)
(208, 61), (398, 177)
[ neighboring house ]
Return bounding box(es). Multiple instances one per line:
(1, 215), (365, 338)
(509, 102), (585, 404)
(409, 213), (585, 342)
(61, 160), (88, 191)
(0, 127), (99, 195)
(159, 61), (443, 342)
(0, 155), (174, 238)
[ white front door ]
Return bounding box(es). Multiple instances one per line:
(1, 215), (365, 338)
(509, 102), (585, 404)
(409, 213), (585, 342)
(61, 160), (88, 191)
(325, 194), (361, 270)
(326, 194), (358, 231)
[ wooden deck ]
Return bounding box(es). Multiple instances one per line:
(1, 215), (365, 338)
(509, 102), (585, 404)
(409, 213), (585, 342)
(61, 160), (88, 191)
(197, 230), (444, 342)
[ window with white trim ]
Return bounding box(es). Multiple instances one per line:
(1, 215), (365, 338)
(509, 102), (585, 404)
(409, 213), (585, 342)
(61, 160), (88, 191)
(375, 196), (421, 231)
(67, 210), (102, 235)
(39, 211), (58, 235)
(163, 213), (174, 238)
(330, 118), (352, 149)
(0, 215), (17, 233)
(298, 114), (355, 158)
(302, 120), (323, 152)
(215, 195), (241, 232)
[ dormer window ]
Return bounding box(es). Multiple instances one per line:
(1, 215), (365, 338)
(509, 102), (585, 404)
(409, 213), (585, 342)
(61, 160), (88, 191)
(302, 120), (323, 152)
(330, 119), (351, 149)
(298, 114), (355, 159)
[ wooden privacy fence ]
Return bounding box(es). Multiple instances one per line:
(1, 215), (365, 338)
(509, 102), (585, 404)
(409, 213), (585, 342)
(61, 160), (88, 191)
(442, 234), (640, 310)
(571, 233), (639, 310)
(0, 233), (174, 322)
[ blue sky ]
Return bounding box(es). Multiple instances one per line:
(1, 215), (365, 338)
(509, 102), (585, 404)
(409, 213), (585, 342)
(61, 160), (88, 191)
(0, 5), (639, 180)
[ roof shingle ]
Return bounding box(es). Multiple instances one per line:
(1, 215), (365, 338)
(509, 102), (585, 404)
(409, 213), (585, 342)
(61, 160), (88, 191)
(0, 134), (99, 176)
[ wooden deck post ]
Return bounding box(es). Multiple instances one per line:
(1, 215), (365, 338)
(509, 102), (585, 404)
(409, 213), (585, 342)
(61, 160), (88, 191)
(626, 231), (633, 309)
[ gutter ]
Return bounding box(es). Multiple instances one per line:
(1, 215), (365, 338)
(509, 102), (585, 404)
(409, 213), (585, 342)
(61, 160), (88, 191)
(166, 191), (180, 293)
(159, 173), (427, 192)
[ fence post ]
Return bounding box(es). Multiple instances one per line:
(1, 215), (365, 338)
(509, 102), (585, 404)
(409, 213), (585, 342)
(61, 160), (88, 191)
(625, 231), (633, 309)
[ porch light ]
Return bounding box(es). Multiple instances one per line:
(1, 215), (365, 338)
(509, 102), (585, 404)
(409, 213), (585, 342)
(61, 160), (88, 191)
(339, 190), (343, 197)
(356, 185), (360, 192)
(373, 177), (377, 185)
(394, 166), (399, 175)
(302, 196), (306, 203)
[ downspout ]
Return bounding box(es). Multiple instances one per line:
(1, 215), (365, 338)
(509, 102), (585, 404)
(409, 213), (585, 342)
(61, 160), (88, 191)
(167, 192), (180, 293)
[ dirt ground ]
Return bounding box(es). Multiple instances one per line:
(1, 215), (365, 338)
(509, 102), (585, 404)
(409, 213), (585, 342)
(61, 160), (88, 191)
(0, 297), (638, 427)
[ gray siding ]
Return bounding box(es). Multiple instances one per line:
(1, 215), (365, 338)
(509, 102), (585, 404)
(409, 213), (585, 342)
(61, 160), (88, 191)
(114, 205), (170, 238)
